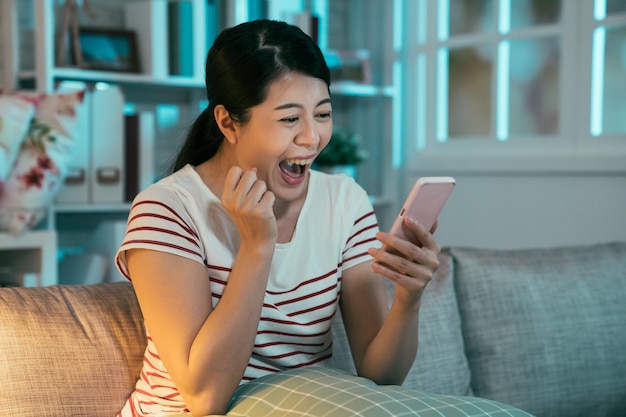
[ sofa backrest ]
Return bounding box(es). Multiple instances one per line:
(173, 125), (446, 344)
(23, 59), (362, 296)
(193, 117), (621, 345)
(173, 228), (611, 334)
(4, 242), (625, 417)
(0, 282), (145, 417)
(450, 242), (626, 417)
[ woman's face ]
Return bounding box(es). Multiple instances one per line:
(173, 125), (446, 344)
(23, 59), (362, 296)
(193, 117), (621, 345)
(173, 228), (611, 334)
(233, 71), (333, 202)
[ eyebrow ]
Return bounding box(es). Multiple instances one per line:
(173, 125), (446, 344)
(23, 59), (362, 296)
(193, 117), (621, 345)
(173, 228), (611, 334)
(273, 98), (332, 111)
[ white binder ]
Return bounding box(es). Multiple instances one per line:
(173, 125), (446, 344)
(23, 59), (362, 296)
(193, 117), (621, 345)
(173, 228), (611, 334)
(55, 81), (91, 204)
(90, 84), (125, 203)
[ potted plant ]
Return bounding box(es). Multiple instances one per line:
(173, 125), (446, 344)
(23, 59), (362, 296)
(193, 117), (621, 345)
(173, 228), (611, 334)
(314, 127), (367, 178)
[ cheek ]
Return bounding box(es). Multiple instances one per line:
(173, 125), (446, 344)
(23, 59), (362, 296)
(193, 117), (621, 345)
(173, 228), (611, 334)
(320, 125), (333, 147)
(241, 139), (285, 165)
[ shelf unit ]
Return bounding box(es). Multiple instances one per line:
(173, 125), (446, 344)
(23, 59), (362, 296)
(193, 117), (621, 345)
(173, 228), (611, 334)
(0, 231), (57, 286)
(1, 0), (399, 284)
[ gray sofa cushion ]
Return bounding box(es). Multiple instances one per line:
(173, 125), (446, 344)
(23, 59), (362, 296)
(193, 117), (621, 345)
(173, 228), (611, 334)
(451, 242), (626, 417)
(0, 282), (145, 417)
(329, 250), (472, 396)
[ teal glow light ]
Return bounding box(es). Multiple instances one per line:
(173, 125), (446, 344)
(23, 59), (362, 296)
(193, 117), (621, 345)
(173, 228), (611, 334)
(391, 0), (403, 168)
(123, 103), (136, 115)
(393, 0), (403, 51)
(591, 26), (606, 136)
(499, 0), (511, 34)
(235, 1), (248, 25)
(392, 61), (403, 168)
(595, 0), (607, 20)
(436, 49), (449, 142)
(156, 104), (180, 130)
(497, 41), (510, 141)
(417, 0), (427, 44)
(416, 55), (427, 150)
(438, 0), (449, 41)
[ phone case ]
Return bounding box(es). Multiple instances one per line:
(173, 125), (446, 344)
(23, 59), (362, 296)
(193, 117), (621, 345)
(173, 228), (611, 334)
(389, 176), (456, 241)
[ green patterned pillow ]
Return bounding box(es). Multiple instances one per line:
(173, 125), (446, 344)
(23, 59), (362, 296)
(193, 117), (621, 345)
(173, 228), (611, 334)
(224, 367), (534, 417)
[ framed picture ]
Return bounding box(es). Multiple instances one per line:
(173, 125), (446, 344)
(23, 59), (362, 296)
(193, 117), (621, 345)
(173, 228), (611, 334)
(75, 27), (140, 73)
(325, 49), (372, 84)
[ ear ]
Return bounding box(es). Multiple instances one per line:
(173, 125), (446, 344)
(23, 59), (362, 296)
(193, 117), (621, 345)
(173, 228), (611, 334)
(214, 105), (238, 145)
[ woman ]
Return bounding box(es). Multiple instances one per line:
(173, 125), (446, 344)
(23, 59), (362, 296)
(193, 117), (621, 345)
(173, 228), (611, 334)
(115, 19), (441, 417)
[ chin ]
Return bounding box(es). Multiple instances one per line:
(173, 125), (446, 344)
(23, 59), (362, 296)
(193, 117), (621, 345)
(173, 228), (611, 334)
(272, 173), (309, 201)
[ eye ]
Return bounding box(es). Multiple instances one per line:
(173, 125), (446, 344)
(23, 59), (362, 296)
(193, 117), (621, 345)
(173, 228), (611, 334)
(281, 116), (299, 124)
(317, 111), (332, 120)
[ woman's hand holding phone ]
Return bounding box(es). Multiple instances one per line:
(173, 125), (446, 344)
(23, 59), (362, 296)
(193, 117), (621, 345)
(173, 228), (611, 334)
(368, 177), (455, 306)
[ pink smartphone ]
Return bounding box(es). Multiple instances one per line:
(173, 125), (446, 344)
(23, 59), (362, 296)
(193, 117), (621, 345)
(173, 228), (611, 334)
(388, 176), (456, 241)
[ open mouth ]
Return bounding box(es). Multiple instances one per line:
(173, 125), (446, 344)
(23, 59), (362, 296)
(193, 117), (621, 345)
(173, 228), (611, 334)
(279, 158), (313, 180)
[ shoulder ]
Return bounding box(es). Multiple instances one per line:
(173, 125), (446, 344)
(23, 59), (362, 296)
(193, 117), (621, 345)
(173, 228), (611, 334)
(131, 164), (206, 216)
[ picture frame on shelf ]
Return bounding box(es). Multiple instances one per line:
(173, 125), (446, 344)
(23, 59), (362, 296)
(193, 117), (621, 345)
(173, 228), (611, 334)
(74, 27), (140, 73)
(325, 49), (372, 85)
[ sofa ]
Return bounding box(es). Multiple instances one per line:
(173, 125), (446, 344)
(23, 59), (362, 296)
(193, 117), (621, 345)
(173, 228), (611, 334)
(1, 241), (625, 417)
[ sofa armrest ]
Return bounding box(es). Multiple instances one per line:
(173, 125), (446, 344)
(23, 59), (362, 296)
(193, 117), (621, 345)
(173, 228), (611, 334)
(0, 282), (145, 417)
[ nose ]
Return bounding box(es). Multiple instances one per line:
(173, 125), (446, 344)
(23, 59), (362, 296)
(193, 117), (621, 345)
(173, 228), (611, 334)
(294, 118), (320, 149)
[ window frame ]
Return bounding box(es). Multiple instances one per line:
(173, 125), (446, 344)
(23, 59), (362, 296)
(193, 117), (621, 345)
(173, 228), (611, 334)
(397, 0), (626, 174)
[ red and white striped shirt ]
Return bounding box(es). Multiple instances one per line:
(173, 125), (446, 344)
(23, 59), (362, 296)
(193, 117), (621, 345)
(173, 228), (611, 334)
(115, 165), (380, 416)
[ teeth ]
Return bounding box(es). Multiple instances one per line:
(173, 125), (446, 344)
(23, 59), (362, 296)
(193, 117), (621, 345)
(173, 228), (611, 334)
(285, 158), (312, 166)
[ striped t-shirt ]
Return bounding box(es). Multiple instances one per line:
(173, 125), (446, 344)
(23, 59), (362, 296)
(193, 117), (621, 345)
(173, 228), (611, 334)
(114, 165), (380, 416)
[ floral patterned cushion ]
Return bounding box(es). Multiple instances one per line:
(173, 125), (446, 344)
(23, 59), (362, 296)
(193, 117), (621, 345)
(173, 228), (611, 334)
(0, 92), (37, 185)
(0, 90), (85, 235)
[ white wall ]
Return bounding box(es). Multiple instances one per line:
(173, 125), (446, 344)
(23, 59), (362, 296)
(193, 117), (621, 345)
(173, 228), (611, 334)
(406, 172), (626, 250)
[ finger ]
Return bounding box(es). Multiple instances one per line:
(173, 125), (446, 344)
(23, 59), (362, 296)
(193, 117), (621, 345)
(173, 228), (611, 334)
(403, 216), (429, 242)
(371, 245), (414, 271)
(371, 243), (437, 275)
(257, 190), (276, 212)
(375, 233), (441, 281)
(378, 230), (426, 262)
(243, 179), (271, 210)
(223, 166), (244, 197)
(370, 259), (433, 290)
(404, 217), (439, 251)
(430, 219), (439, 235)
(225, 168), (264, 207)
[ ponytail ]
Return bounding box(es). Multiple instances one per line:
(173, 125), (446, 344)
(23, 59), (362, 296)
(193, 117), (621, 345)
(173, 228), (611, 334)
(171, 106), (224, 173)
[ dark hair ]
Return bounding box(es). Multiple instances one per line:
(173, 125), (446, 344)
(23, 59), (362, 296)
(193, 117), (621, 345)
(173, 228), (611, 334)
(172, 19), (331, 172)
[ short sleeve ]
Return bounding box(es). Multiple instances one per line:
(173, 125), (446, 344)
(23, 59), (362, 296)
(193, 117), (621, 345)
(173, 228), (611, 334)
(115, 184), (206, 280)
(340, 181), (381, 271)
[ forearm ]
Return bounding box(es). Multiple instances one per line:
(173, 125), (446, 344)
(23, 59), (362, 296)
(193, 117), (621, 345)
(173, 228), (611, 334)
(356, 300), (421, 385)
(179, 243), (274, 415)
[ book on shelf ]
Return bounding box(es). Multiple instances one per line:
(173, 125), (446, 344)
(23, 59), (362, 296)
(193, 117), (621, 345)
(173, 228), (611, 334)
(124, 0), (169, 78)
(124, 111), (156, 203)
(125, 0), (206, 80)
(294, 11), (320, 44)
(168, 0), (194, 77)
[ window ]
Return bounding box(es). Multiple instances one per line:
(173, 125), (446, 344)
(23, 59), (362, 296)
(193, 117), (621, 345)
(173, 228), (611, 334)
(591, 0), (626, 136)
(399, 0), (626, 171)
